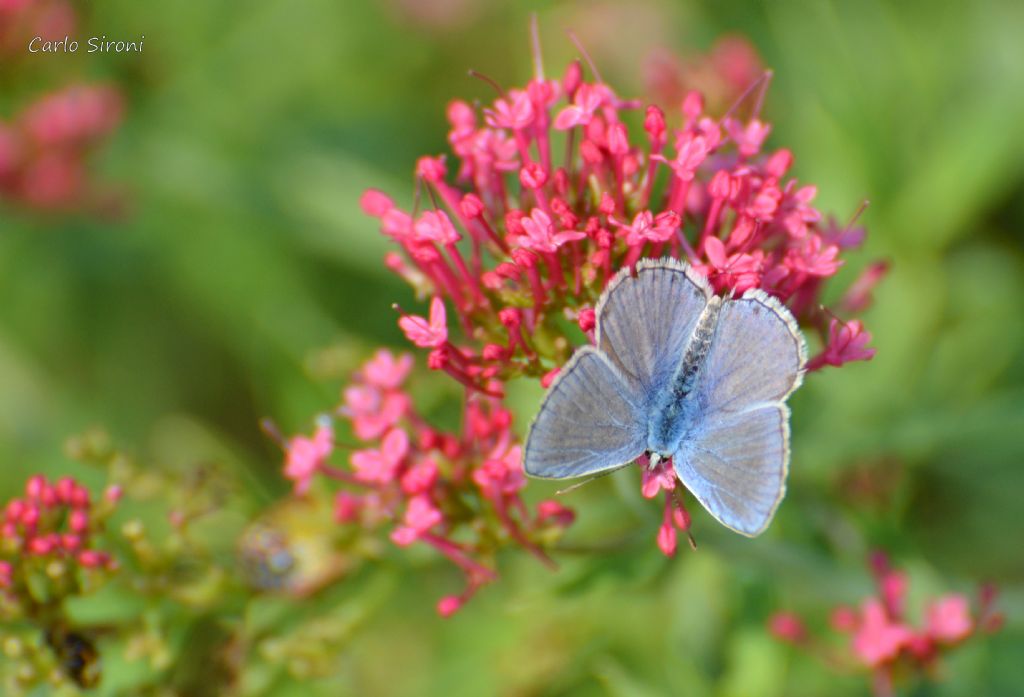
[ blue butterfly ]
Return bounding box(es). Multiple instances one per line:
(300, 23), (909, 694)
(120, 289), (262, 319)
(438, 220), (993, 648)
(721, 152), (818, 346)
(524, 258), (807, 536)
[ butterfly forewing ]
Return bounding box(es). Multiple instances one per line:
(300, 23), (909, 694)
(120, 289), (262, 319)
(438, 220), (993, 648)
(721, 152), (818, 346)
(596, 258), (711, 395)
(696, 290), (806, 416)
(524, 347), (646, 479)
(675, 404), (790, 536)
(673, 289), (807, 536)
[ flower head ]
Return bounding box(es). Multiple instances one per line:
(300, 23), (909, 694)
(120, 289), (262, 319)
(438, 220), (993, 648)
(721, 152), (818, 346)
(283, 422), (334, 495)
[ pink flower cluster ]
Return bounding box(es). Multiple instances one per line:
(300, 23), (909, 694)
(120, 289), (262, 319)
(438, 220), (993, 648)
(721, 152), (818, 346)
(0, 84), (123, 210)
(357, 42), (881, 552)
(278, 349), (574, 615)
(0, 0), (75, 56)
(364, 48), (880, 394)
(769, 551), (1002, 696)
(1, 475), (120, 589)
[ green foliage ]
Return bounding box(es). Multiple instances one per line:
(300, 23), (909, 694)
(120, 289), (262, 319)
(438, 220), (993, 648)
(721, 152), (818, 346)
(2, 0), (1022, 694)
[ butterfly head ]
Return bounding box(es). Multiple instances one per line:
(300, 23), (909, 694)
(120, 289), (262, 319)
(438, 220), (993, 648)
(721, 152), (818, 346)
(647, 451), (664, 470)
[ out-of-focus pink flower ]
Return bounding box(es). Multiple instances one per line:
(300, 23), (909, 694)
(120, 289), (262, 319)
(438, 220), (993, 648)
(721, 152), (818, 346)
(485, 89), (535, 131)
(473, 445), (525, 499)
(536, 500), (575, 527)
(437, 594), (463, 617)
(841, 261), (889, 314)
(768, 612), (807, 643)
(351, 428), (409, 485)
(724, 117), (771, 158)
(360, 189), (394, 216)
(0, 474), (118, 580)
(852, 598), (913, 668)
(926, 595), (973, 643)
(413, 210), (460, 245)
(770, 552), (998, 690)
(656, 519), (676, 556)
(831, 605), (859, 632)
(399, 297), (448, 348)
(284, 423), (334, 495)
(362, 349), (413, 390)
(390, 494), (443, 546)
(553, 83), (605, 130)
(334, 491), (363, 523)
(809, 318), (876, 371)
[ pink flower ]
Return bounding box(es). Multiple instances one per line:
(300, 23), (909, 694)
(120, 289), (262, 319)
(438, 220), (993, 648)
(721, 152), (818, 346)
(473, 445), (525, 499)
(351, 428), (409, 484)
(400, 457), (439, 494)
(840, 261), (889, 314)
(768, 612), (807, 643)
(413, 210), (460, 245)
(656, 519), (677, 556)
(399, 297), (448, 348)
(618, 210), (680, 246)
(362, 349), (413, 389)
(926, 595), (974, 643)
(702, 237), (763, 293)
(344, 387), (409, 441)
(831, 605), (859, 632)
(485, 89), (535, 130)
(536, 500), (575, 527)
(852, 599), (913, 668)
(553, 83), (605, 130)
(656, 132), (709, 182)
(284, 423), (334, 495)
(788, 234), (842, 276)
(724, 117), (771, 158)
(640, 457), (675, 498)
(810, 318), (875, 370)
(360, 189), (394, 217)
(514, 208), (586, 253)
(437, 594), (464, 617)
(334, 491), (363, 523)
(390, 494), (443, 546)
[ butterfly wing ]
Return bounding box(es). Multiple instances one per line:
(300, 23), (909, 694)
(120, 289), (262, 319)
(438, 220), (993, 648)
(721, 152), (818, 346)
(524, 346), (647, 479)
(673, 289), (807, 536)
(596, 258), (711, 396)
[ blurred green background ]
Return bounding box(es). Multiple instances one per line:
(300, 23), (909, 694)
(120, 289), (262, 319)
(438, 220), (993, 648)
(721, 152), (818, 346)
(2, 0), (1023, 695)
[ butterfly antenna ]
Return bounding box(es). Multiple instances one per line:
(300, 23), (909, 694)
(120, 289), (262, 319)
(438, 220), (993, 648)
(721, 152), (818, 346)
(555, 465), (627, 495)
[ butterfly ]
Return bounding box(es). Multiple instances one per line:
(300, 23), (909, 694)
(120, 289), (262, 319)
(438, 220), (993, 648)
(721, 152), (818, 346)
(523, 258), (807, 536)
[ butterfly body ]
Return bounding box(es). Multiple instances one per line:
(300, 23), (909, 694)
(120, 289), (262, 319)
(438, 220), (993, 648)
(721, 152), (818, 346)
(524, 258), (807, 536)
(647, 294), (722, 456)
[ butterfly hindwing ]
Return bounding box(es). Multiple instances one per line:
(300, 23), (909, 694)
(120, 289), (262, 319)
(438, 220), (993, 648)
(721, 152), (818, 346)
(524, 346), (646, 479)
(675, 404), (790, 536)
(672, 289), (807, 536)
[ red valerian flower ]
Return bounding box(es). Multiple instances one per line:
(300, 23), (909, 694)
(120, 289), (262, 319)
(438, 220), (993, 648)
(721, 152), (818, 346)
(278, 349), (571, 614)
(769, 551), (1002, 696)
(326, 33), (885, 588)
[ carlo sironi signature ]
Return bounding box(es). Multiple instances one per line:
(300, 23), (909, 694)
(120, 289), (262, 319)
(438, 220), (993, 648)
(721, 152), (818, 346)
(28, 35), (144, 54)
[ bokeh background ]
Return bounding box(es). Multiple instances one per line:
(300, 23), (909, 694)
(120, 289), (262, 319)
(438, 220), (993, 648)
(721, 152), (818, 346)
(2, 0), (1023, 695)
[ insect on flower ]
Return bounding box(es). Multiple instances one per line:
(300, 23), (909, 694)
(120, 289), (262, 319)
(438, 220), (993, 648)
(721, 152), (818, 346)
(524, 258), (806, 537)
